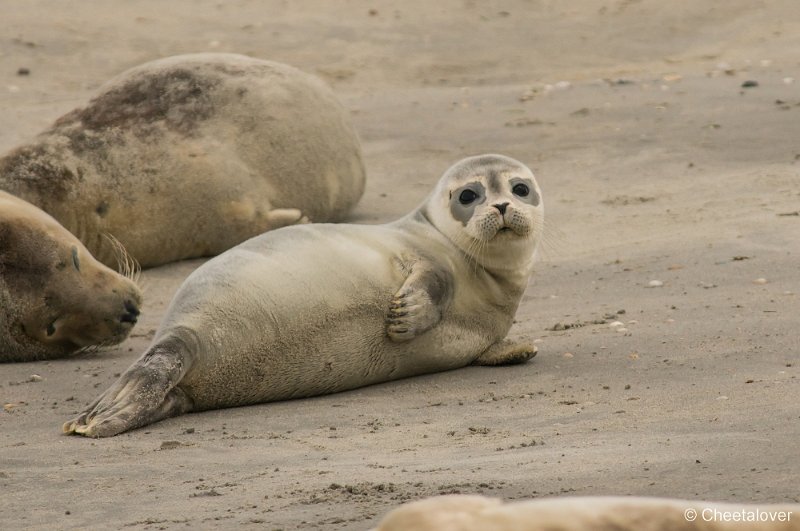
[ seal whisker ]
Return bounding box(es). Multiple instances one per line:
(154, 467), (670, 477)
(536, 219), (567, 263)
(103, 233), (141, 284)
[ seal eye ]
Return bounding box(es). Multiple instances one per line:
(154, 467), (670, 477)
(46, 321), (56, 337)
(459, 189), (478, 205)
(71, 247), (81, 272)
(512, 183), (530, 197)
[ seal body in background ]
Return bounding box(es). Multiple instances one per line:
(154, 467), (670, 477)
(0, 53), (366, 268)
(64, 154), (543, 437)
(371, 494), (800, 531)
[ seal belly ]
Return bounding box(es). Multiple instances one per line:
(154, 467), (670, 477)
(165, 225), (408, 409)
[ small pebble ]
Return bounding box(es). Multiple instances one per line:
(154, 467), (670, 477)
(617, 327), (629, 333)
(753, 278), (768, 285)
(627, 320), (638, 325)
(519, 88), (537, 101)
(29, 374), (43, 382)
(647, 280), (664, 288)
(562, 352), (574, 358)
(17, 67), (30, 76)
(609, 321), (625, 328)
(716, 396), (729, 401)
(741, 80), (759, 88)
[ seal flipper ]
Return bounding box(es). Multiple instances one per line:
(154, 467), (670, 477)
(386, 257), (453, 342)
(472, 339), (537, 366)
(265, 208), (310, 228)
(62, 338), (193, 437)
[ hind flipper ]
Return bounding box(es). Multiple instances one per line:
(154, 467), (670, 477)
(63, 339), (192, 437)
(265, 208), (310, 228)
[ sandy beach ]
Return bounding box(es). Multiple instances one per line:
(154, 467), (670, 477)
(1, 1), (799, 529)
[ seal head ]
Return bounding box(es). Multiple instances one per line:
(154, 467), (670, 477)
(424, 154), (543, 273)
(0, 192), (142, 362)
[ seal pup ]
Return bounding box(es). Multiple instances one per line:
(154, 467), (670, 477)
(0, 53), (365, 268)
(64, 154), (543, 437)
(372, 494), (800, 531)
(1, 191), (142, 362)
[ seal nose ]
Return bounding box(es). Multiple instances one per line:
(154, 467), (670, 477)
(120, 299), (140, 324)
(494, 202), (509, 215)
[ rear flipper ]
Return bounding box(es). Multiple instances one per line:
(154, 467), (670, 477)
(472, 340), (537, 366)
(63, 338), (193, 438)
(265, 208), (310, 228)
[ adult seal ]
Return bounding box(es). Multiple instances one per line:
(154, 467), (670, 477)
(0, 53), (365, 268)
(64, 154), (544, 437)
(1, 191), (142, 362)
(373, 495), (800, 531)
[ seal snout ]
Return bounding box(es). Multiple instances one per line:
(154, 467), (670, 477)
(120, 299), (140, 324)
(493, 202), (509, 215)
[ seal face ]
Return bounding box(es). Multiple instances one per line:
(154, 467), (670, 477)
(428, 154), (544, 273)
(63, 154), (543, 437)
(0, 192), (142, 362)
(0, 53), (366, 268)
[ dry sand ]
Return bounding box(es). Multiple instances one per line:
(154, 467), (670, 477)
(1, 1), (798, 529)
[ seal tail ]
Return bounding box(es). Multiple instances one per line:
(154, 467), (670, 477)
(62, 337), (194, 437)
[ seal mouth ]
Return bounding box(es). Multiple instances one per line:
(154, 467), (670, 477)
(494, 226), (522, 239)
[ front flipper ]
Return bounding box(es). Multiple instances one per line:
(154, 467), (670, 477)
(386, 257), (453, 342)
(62, 338), (193, 438)
(472, 339), (537, 366)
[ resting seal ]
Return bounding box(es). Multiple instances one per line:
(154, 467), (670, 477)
(64, 154), (543, 437)
(373, 495), (800, 531)
(1, 191), (141, 362)
(0, 53), (365, 268)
